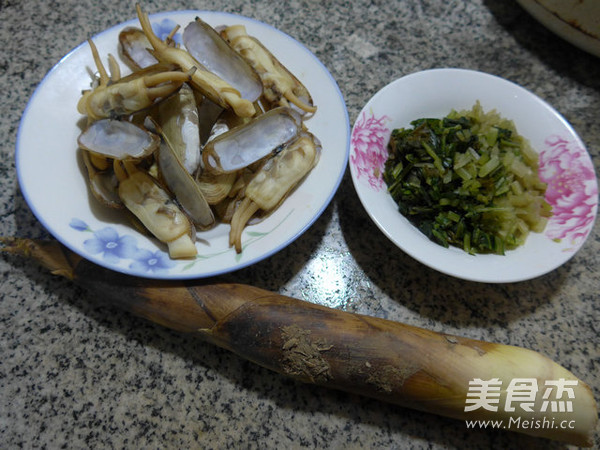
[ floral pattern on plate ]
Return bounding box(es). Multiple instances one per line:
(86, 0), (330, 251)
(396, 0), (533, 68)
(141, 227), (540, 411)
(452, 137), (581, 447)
(151, 18), (182, 45)
(350, 111), (390, 191)
(69, 209), (295, 275)
(538, 135), (598, 250)
(70, 218), (177, 274)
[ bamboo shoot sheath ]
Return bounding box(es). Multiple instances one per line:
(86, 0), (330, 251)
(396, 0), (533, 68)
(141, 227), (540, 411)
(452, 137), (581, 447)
(1, 238), (597, 446)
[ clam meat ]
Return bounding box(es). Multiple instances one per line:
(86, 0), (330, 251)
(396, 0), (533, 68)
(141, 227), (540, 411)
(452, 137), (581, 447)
(229, 131), (320, 252)
(135, 4), (256, 118)
(115, 160), (197, 259)
(222, 25), (316, 115)
(81, 150), (122, 209)
(78, 37), (191, 120)
(74, 5), (324, 262)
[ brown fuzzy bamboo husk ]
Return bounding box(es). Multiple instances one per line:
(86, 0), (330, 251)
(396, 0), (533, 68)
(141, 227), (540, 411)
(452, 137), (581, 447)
(1, 237), (597, 447)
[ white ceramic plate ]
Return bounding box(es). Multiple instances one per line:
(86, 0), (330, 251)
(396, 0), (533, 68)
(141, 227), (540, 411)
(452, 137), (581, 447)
(17, 10), (349, 279)
(350, 68), (598, 283)
(517, 0), (600, 58)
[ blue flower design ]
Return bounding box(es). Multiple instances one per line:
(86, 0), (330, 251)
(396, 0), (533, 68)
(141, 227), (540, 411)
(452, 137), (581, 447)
(152, 18), (182, 45)
(70, 217), (181, 274)
(83, 226), (139, 264)
(69, 218), (90, 232)
(129, 248), (176, 274)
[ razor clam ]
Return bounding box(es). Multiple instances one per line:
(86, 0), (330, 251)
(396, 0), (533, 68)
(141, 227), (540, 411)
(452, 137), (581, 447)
(81, 150), (122, 209)
(155, 129), (215, 230)
(77, 119), (160, 160)
(200, 106), (251, 158)
(118, 26), (159, 71)
(229, 131), (321, 252)
(115, 160), (197, 259)
(222, 25), (316, 115)
(78, 119), (160, 160)
(195, 94), (226, 145)
(202, 107), (302, 174)
(204, 116), (231, 144)
(195, 171), (237, 205)
(78, 37), (191, 120)
(211, 168), (257, 223)
(194, 109), (245, 205)
(136, 4), (256, 118)
(245, 132), (321, 211)
(182, 17), (263, 104)
(158, 83), (202, 174)
(199, 105), (253, 156)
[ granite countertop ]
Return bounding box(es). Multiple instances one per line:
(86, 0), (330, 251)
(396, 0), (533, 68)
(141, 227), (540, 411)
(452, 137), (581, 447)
(1, 1), (599, 448)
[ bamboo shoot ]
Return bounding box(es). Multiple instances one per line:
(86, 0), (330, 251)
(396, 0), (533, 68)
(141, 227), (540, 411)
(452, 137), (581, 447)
(1, 237), (597, 447)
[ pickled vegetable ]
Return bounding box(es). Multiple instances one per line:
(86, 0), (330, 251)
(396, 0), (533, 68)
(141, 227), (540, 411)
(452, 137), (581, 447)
(383, 101), (552, 255)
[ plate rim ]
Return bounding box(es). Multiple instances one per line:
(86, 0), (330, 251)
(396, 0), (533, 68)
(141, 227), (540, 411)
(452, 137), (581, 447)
(516, 0), (600, 58)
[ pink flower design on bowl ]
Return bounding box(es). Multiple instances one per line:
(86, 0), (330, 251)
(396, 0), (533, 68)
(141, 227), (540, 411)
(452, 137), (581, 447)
(350, 111), (390, 191)
(538, 135), (598, 249)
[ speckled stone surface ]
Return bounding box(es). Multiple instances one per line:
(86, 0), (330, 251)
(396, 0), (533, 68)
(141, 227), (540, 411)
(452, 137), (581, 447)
(1, 1), (599, 449)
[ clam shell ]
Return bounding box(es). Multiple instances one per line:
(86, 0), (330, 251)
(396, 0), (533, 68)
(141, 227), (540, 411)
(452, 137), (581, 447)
(183, 17), (263, 103)
(158, 83), (202, 175)
(78, 119), (160, 160)
(118, 26), (158, 70)
(202, 107), (302, 174)
(156, 129), (215, 229)
(81, 150), (122, 209)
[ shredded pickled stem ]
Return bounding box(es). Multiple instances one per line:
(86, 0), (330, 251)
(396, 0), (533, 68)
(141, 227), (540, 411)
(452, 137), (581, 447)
(229, 197), (260, 253)
(383, 102), (552, 255)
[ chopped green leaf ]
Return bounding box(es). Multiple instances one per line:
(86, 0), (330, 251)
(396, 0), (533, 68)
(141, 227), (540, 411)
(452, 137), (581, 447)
(383, 101), (552, 255)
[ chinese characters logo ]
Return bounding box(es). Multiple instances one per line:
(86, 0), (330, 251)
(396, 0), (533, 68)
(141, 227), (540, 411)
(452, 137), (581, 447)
(465, 378), (578, 413)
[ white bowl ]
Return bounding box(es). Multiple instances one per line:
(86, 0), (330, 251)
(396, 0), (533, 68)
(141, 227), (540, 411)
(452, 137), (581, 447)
(17, 10), (349, 279)
(349, 68), (598, 283)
